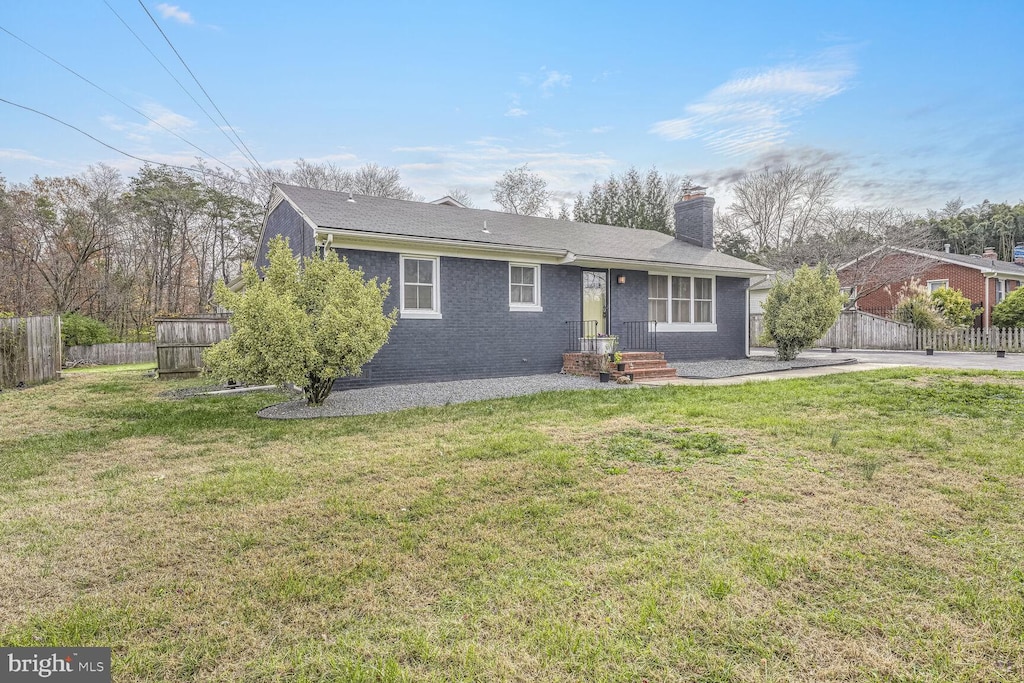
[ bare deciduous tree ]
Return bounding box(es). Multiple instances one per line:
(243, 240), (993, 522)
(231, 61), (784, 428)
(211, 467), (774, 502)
(729, 164), (838, 252)
(491, 164), (552, 216)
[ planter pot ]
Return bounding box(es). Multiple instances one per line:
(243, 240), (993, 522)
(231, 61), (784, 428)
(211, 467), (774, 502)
(616, 363), (626, 372)
(579, 336), (618, 355)
(997, 349), (1006, 358)
(926, 348), (934, 356)
(598, 372), (610, 383)
(830, 347), (838, 353)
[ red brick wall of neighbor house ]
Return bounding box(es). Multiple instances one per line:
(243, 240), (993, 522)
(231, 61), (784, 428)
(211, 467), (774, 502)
(839, 253), (1022, 317)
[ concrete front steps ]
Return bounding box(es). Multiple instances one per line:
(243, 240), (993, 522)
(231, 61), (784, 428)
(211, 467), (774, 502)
(561, 351), (679, 381)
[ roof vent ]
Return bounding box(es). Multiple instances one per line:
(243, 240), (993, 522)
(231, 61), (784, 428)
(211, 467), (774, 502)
(481, 221), (490, 234)
(347, 191), (355, 203)
(944, 243), (951, 253)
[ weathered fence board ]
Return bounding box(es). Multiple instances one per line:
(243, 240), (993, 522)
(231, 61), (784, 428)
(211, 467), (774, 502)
(916, 327), (1024, 352)
(64, 342), (156, 366)
(155, 316), (232, 380)
(751, 310), (1024, 352)
(0, 315), (61, 387)
(750, 310), (914, 350)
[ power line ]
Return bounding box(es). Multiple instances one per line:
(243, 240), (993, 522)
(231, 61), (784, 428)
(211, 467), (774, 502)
(133, 0), (268, 178)
(0, 23), (241, 174)
(103, 0), (267, 177)
(0, 96), (243, 185)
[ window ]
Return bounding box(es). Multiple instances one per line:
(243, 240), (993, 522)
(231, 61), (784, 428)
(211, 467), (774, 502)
(400, 255), (440, 318)
(648, 274), (715, 329)
(509, 263), (542, 311)
(996, 278), (1006, 303)
(927, 279), (949, 294)
(648, 275), (668, 322)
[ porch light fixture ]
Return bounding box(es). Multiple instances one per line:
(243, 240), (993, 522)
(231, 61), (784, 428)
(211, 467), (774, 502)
(617, 274), (626, 285)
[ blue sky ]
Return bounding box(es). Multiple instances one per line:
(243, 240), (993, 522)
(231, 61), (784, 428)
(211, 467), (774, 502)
(1, 1), (1022, 211)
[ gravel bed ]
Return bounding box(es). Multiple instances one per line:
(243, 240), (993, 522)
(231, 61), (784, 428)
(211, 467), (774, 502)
(670, 355), (856, 379)
(258, 373), (635, 419)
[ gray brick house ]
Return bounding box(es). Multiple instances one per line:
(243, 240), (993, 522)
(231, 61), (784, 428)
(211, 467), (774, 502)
(255, 183), (770, 387)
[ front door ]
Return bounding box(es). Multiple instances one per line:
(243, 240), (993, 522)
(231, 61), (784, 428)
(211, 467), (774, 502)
(582, 270), (608, 335)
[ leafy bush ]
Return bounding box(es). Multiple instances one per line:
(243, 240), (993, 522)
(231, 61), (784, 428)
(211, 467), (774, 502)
(760, 264), (845, 361)
(930, 287), (974, 327)
(61, 313), (114, 346)
(894, 290), (943, 330)
(204, 236), (397, 406)
(992, 287), (1024, 328)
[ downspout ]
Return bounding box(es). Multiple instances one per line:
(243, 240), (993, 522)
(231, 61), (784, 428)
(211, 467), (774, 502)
(744, 276), (770, 358)
(984, 275), (991, 328)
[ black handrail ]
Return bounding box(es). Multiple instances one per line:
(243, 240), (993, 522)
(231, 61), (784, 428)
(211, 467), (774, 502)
(619, 320), (657, 351)
(565, 320), (599, 352)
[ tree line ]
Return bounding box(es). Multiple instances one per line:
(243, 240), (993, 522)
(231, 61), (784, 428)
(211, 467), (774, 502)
(2, 157), (1021, 336)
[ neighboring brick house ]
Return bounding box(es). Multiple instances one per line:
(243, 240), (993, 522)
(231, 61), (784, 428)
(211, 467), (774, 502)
(254, 183), (770, 388)
(838, 246), (1024, 327)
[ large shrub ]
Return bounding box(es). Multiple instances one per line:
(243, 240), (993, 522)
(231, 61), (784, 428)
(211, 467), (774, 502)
(893, 289), (943, 330)
(992, 287), (1024, 328)
(61, 313), (114, 346)
(760, 264), (845, 361)
(204, 236), (397, 406)
(930, 287), (974, 327)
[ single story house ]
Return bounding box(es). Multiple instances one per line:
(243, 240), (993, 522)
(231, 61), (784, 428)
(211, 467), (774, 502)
(255, 183), (771, 387)
(838, 246), (1024, 327)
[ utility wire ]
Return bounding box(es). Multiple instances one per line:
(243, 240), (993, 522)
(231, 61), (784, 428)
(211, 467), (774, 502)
(133, 0), (268, 178)
(103, 0), (267, 177)
(0, 23), (241, 174)
(0, 96), (243, 185)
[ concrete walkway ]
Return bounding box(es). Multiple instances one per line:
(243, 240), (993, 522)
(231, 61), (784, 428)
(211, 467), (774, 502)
(638, 348), (1024, 387)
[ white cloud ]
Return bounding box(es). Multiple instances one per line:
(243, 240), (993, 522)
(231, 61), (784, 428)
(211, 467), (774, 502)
(651, 49), (856, 156)
(505, 107), (528, 118)
(156, 3), (194, 25)
(0, 148), (47, 162)
(540, 69), (571, 93)
(100, 102), (196, 145)
(589, 126), (612, 134)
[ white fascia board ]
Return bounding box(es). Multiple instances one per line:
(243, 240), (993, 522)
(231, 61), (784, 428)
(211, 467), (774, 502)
(318, 227), (569, 264)
(572, 255), (771, 277)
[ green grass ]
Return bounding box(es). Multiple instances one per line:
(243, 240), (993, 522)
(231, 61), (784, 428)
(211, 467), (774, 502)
(62, 362), (157, 374)
(2, 368), (1024, 681)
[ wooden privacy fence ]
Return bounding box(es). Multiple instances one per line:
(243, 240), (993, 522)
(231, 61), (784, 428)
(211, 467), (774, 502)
(155, 315), (232, 380)
(0, 315), (61, 388)
(915, 327), (1024, 352)
(64, 342), (156, 366)
(750, 310), (914, 350)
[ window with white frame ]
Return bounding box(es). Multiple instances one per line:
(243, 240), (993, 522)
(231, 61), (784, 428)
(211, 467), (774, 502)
(927, 279), (949, 294)
(996, 278), (1006, 303)
(509, 263), (542, 311)
(400, 255), (440, 318)
(648, 274), (715, 327)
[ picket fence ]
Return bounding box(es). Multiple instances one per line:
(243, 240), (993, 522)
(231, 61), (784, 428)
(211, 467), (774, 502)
(64, 342), (156, 366)
(751, 310), (1024, 352)
(0, 315), (62, 388)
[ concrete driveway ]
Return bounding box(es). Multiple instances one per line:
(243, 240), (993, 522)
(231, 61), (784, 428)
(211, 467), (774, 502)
(796, 348), (1024, 372)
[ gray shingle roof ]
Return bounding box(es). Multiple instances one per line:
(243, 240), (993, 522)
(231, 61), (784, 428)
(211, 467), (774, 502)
(276, 183), (770, 275)
(906, 247), (1024, 276)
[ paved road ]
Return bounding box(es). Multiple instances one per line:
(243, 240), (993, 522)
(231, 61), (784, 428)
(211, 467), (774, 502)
(796, 348), (1024, 372)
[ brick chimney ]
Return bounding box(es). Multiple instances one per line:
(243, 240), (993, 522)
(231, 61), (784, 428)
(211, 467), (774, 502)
(982, 246), (998, 260)
(674, 186), (715, 250)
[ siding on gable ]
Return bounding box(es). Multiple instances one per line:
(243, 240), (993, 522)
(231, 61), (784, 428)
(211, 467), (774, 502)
(257, 201), (313, 271)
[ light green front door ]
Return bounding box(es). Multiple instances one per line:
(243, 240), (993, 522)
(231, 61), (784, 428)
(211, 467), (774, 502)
(582, 270), (608, 335)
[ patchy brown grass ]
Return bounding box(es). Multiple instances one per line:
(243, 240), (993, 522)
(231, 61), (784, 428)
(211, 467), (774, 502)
(1, 367), (1023, 681)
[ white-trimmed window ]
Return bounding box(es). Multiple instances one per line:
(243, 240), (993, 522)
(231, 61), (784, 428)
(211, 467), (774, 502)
(509, 263), (542, 312)
(648, 274), (716, 330)
(927, 279), (949, 294)
(996, 279), (1007, 303)
(400, 255), (441, 319)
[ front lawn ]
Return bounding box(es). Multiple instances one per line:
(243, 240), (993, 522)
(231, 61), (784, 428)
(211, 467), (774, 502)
(1, 369), (1022, 681)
